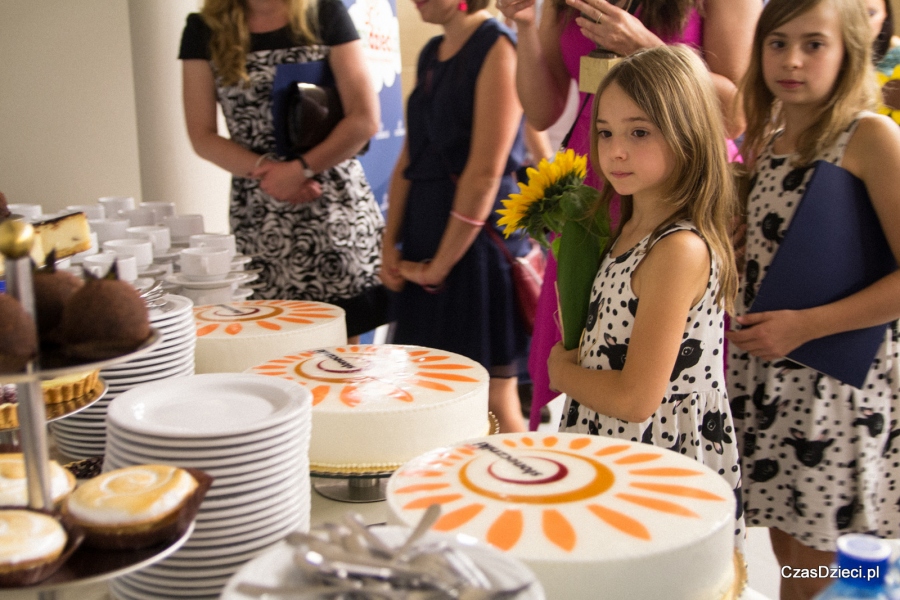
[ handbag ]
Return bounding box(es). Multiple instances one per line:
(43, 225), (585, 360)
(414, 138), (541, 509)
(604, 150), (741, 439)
(285, 82), (344, 156)
(485, 226), (546, 335)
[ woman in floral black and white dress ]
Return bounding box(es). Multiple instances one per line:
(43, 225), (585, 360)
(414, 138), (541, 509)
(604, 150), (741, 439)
(180, 0), (386, 339)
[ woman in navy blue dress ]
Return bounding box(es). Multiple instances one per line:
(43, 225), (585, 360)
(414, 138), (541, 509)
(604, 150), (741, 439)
(380, 0), (529, 432)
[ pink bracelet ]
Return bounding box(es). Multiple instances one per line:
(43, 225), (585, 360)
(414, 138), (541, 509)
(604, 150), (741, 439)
(450, 210), (485, 227)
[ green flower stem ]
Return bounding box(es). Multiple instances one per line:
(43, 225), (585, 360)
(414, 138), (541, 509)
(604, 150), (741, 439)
(556, 219), (604, 350)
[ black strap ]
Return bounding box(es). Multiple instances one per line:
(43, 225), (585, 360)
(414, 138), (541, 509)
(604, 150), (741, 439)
(483, 222), (517, 267)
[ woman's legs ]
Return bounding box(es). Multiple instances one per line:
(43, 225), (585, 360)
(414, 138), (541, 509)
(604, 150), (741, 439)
(490, 376), (527, 433)
(769, 527), (834, 600)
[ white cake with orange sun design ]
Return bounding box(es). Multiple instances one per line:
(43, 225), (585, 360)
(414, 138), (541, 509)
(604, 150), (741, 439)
(386, 433), (739, 600)
(193, 300), (346, 374)
(248, 345), (490, 472)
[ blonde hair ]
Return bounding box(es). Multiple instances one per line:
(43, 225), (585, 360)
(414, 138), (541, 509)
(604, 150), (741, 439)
(201, 0), (319, 87)
(589, 45), (738, 311)
(740, 0), (877, 167)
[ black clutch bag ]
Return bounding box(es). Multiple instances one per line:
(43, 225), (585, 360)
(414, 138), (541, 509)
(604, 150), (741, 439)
(285, 82), (344, 156)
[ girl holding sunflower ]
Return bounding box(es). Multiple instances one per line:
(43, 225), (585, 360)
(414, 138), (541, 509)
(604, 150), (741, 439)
(546, 45), (744, 545)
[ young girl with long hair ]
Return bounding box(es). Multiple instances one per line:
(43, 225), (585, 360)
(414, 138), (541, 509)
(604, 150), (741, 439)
(727, 0), (900, 597)
(548, 44), (743, 545)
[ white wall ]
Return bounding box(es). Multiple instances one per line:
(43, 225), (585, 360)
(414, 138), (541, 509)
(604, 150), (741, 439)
(0, 0), (142, 211)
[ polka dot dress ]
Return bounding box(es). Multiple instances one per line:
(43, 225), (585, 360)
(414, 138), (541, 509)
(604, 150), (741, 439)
(727, 115), (900, 552)
(560, 221), (745, 547)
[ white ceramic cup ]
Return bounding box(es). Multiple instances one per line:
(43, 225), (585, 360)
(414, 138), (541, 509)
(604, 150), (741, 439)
(7, 204), (42, 221)
(140, 202), (176, 222)
(82, 253), (138, 283)
(98, 196), (135, 215)
(179, 247), (232, 281)
(164, 214), (205, 242)
(119, 207), (157, 226)
(127, 225), (171, 255)
(189, 233), (236, 259)
(176, 283), (238, 306)
(65, 204), (105, 220)
(103, 238), (154, 268)
(88, 218), (131, 244)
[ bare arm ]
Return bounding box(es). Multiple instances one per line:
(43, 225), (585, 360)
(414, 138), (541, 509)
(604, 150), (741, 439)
(728, 115), (900, 359)
(182, 59), (261, 177)
(702, 0), (760, 139)
(381, 142), (411, 291)
(398, 36), (524, 287)
(548, 231), (710, 422)
(499, 0), (572, 131)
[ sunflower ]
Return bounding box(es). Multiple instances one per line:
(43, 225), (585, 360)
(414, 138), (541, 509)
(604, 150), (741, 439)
(876, 65), (900, 125)
(497, 149), (590, 243)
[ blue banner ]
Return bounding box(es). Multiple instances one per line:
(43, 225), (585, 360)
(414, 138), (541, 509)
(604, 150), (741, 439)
(344, 0), (405, 214)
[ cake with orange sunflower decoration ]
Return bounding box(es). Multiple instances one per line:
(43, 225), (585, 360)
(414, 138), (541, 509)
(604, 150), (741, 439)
(248, 345), (490, 472)
(386, 432), (740, 600)
(193, 300), (347, 374)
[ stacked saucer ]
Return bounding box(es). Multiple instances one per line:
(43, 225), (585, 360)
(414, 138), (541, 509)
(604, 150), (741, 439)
(49, 294), (196, 460)
(104, 373), (311, 600)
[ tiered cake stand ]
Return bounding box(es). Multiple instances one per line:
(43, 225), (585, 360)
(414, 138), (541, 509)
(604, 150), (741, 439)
(0, 220), (192, 599)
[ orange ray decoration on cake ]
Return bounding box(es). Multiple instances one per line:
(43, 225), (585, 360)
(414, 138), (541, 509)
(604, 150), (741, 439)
(388, 433), (734, 551)
(251, 345), (480, 408)
(249, 345), (491, 472)
(386, 433), (740, 599)
(194, 300), (340, 337)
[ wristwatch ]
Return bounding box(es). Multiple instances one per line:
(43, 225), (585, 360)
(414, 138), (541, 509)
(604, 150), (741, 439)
(298, 155), (316, 180)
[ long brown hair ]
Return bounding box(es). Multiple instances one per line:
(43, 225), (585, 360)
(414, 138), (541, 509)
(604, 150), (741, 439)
(740, 0), (877, 167)
(589, 45), (738, 311)
(550, 0), (701, 38)
(201, 0), (320, 87)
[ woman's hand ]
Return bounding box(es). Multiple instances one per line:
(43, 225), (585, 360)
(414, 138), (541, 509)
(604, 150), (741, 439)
(496, 0), (538, 27)
(566, 0), (662, 56)
(726, 311), (815, 361)
(380, 243), (405, 292)
(398, 260), (447, 291)
(252, 160), (322, 204)
(547, 341), (578, 393)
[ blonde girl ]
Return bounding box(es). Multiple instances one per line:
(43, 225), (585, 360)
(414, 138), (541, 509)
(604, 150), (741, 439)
(548, 44), (743, 545)
(726, 0), (900, 597)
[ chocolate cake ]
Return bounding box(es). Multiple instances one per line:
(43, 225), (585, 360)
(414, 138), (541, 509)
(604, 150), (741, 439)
(33, 254), (83, 346)
(0, 295), (37, 372)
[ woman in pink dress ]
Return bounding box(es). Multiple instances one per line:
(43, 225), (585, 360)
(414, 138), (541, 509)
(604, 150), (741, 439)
(498, 0), (760, 430)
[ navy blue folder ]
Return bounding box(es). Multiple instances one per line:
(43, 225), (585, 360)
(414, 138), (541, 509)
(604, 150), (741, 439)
(271, 61), (335, 158)
(748, 160), (897, 388)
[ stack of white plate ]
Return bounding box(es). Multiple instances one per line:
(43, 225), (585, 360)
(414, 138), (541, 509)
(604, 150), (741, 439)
(104, 373), (311, 600)
(50, 294), (196, 460)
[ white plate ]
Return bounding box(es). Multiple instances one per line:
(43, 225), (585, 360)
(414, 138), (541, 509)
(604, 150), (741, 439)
(231, 254), (252, 269)
(100, 344), (195, 372)
(170, 513), (303, 561)
(107, 374), (309, 438)
(194, 484), (304, 523)
(101, 361), (193, 386)
(156, 536), (291, 571)
(104, 438), (307, 476)
(111, 578), (223, 600)
(232, 287), (253, 301)
(165, 271), (255, 289)
(190, 502), (302, 541)
(203, 468), (306, 504)
(106, 427), (304, 461)
(123, 569), (232, 593)
(105, 414), (307, 449)
(148, 294), (194, 323)
(101, 350), (194, 378)
(138, 555), (256, 579)
(221, 526), (545, 600)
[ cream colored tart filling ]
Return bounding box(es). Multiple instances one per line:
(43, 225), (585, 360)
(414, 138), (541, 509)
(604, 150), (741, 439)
(67, 465), (197, 526)
(0, 454), (74, 506)
(0, 510), (66, 565)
